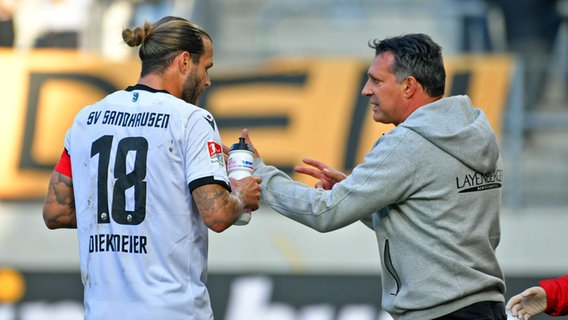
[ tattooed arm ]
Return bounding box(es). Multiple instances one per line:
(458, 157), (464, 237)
(43, 171), (77, 229)
(192, 176), (261, 233)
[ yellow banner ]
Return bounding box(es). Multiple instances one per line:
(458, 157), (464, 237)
(0, 50), (512, 199)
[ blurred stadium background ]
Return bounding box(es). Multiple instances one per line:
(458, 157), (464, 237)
(1, 0), (568, 319)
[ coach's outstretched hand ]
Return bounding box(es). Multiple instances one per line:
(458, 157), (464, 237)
(240, 128), (346, 190)
(294, 158), (346, 190)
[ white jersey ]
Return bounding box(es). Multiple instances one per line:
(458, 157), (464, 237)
(64, 84), (229, 320)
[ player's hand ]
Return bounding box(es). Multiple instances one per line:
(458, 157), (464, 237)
(294, 158), (346, 190)
(230, 175), (262, 211)
(506, 286), (547, 320)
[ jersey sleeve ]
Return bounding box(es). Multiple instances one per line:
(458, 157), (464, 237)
(54, 148), (72, 177)
(184, 110), (230, 193)
(540, 275), (568, 316)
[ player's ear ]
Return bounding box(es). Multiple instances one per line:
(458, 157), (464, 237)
(178, 51), (191, 73)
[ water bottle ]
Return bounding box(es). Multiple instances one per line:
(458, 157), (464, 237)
(228, 137), (254, 225)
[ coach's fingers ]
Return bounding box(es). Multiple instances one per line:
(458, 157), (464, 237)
(301, 158), (328, 171)
(302, 158), (346, 182)
(322, 167), (347, 182)
(294, 166), (325, 179)
(240, 128), (261, 158)
(295, 166), (333, 190)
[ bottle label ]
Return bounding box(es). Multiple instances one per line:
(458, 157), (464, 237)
(228, 150), (253, 179)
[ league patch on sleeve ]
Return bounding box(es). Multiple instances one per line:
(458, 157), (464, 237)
(207, 141), (225, 167)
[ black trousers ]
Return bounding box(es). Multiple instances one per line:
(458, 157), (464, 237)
(433, 301), (507, 320)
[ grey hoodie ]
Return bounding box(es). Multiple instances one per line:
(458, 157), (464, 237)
(253, 95), (505, 319)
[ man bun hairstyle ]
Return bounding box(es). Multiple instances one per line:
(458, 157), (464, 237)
(122, 16), (211, 77)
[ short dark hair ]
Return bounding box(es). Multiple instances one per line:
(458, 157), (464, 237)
(369, 33), (445, 97)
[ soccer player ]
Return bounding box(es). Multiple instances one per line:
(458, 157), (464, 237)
(42, 16), (261, 319)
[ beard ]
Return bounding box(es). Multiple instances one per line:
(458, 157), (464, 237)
(181, 69), (204, 105)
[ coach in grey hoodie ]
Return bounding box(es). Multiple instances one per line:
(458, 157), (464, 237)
(243, 34), (507, 320)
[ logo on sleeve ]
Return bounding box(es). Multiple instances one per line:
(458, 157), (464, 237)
(204, 114), (216, 130)
(207, 141), (225, 167)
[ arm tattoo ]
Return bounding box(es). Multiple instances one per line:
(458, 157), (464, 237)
(52, 173), (74, 208)
(44, 172), (76, 228)
(193, 187), (231, 212)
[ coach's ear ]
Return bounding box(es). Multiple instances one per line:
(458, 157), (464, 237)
(402, 75), (420, 98)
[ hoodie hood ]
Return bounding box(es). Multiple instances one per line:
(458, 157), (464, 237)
(399, 95), (499, 173)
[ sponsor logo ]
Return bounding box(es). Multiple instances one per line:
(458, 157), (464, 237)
(204, 114), (216, 130)
(208, 141), (224, 167)
(456, 169), (503, 193)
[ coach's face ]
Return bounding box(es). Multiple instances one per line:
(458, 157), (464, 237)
(361, 51), (407, 126)
(182, 37), (213, 104)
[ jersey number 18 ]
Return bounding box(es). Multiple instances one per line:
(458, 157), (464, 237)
(91, 135), (148, 225)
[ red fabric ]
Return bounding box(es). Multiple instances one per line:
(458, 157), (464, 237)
(54, 148), (72, 177)
(540, 275), (568, 316)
